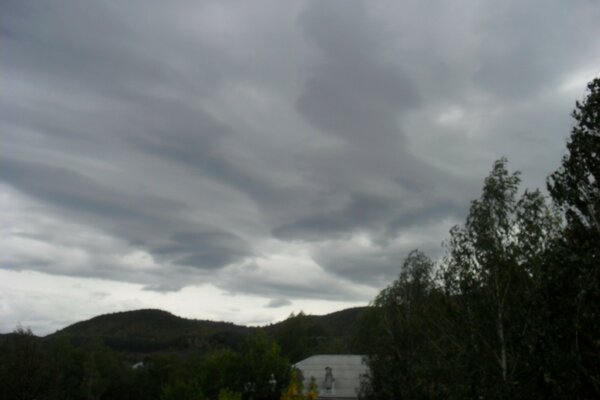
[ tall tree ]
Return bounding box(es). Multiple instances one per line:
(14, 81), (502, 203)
(543, 77), (600, 398)
(0, 327), (52, 400)
(237, 331), (290, 400)
(361, 250), (448, 400)
(548, 77), (600, 236)
(442, 159), (559, 399)
(199, 332), (290, 400)
(273, 312), (328, 363)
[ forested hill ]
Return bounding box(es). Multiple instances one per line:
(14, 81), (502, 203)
(47, 306), (369, 361)
(47, 309), (252, 355)
(55, 309), (250, 338)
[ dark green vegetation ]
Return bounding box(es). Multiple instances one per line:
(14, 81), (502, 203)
(358, 78), (600, 400)
(48, 307), (365, 360)
(0, 308), (366, 400)
(0, 326), (290, 400)
(51, 309), (254, 355)
(1, 78), (598, 399)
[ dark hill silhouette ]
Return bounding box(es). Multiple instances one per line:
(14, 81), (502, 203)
(264, 307), (369, 362)
(50, 309), (253, 354)
(47, 306), (370, 359)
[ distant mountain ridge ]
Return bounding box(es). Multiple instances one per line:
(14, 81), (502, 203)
(55, 309), (250, 338)
(49, 308), (253, 355)
(47, 307), (369, 361)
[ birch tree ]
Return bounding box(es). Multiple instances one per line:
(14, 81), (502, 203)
(442, 158), (559, 399)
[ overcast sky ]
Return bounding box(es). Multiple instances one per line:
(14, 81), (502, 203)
(2, 0), (599, 335)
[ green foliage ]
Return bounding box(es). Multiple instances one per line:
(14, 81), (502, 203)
(273, 312), (328, 363)
(360, 251), (450, 399)
(198, 331), (290, 400)
(359, 79), (600, 399)
(46, 307), (365, 361)
(160, 379), (204, 400)
(548, 77), (600, 235)
(542, 77), (600, 398)
(0, 329), (141, 400)
(237, 331), (290, 400)
(0, 326), (291, 400)
(272, 308), (364, 363)
(280, 369), (318, 400)
(440, 158), (560, 399)
(46, 335), (84, 400)
(53, 309), (253, 355)
(0, 327), (52, 400)
(198, 349), (241, 398)
(219, 388), (242, 400)
(360, 158), (569, 400)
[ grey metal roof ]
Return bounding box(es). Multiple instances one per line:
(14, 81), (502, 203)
(293, 355), (368, 399)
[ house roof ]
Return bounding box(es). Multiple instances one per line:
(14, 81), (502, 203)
(293, 355), (368, 399)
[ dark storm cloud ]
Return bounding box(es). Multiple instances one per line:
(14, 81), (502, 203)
(156, 231), (251, 270)
(2, 2), (153, 97)
(276, 0), (472, 244)
(313, 249), (405, 288)
(296, 0), (419, 144)
(131, 97), (283, 206)
(221, 267), (370, 302)
(0, 156), (253, 274)
(0, 0), (230, 101)
(312, 236), (445, 288)
(387, 199), (467, 232)
(473, 1), (600, 100)
(1, 0), (600, 309)
(0, 156), (179, 222)
(274, 191), (466, 243)
(273, 192), (423, 242)
(273, 193), (396, 240)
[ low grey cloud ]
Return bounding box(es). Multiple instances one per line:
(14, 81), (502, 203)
(273, 193), (396, 241)
(1, 0), (599, 331)
(0, 156), (180, 224)
(297, 1), (419, 144)
(130, 97), (284, 207)
(221, 271), (370, 303)
(156, 231), (251, 270)
(265, 298), (292, 308)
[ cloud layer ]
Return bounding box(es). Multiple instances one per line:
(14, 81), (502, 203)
(2, 0), (599, 333)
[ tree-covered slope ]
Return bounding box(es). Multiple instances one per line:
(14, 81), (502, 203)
(50, 309), (254, 354)
(46, 307), (370, 358)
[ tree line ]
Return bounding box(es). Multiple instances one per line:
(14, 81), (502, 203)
(0, 308), (357, 399)
(357, 78), (599, 399)
(0, 328), (293, 400)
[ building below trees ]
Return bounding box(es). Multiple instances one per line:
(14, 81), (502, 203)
(293, 355), (368, 400)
